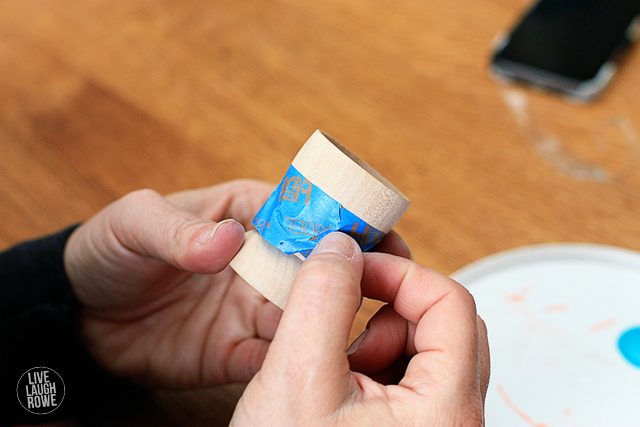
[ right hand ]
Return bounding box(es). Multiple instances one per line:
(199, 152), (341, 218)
(232, 232), (490, 426)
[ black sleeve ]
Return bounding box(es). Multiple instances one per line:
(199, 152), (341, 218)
(0, 226), (86, 424)
(1, 228), (153, 426)
(0, 226), (153, 426)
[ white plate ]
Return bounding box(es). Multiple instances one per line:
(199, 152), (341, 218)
(452, 244), (640, 427)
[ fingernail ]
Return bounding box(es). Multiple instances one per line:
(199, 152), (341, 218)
(313, 232), (357, 260)
(197, 219), (239, 244)
(347, 329), (368, 355)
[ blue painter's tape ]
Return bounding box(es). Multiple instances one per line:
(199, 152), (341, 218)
(252, 165), (385, 258)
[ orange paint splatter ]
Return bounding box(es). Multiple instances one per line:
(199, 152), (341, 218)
(564, 407), (573, 417)
(590, 318), (616, 332)
(507, 286), (532, 304)
(496, 384), (548, 427)
(507, 293), (527, 303)
(544, 304), (567, 312)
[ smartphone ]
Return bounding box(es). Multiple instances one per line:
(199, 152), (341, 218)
(491, 0), (640, 101)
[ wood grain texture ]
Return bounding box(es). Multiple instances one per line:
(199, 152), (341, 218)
(230, 230), (302, 309)
(292, 130), (410, 232)
(2, 0), (640, 424)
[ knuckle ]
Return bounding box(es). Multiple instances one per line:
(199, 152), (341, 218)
(300, 257), (349, 284)
(120, 188), (163, 207)
(167, 215), (189, 247)
(109, 189), (164, 230)
(476, 315), (487, 333)
(297, 255), (361, 297)
(449, 283), (477, 314)
(165, 217), (199, 263)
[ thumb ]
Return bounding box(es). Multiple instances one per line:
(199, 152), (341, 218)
(264, 232), (363, 401)
(109, 189), (245, 272)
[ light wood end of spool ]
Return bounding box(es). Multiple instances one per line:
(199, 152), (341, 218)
(292, 130), (410, 232)
(230, 230), (302, 309)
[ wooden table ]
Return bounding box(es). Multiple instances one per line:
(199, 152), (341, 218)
(2, 1), (639, 424)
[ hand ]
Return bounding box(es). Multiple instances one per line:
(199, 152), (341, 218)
(64, 180), (280, 388)
(64, 181), (410, 389)
(231, 232), (490, 426)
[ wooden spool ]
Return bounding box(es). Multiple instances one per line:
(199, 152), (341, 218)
(230, 130), (410, 309)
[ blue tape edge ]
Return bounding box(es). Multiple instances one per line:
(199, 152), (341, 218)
(252, 165), (385, 258)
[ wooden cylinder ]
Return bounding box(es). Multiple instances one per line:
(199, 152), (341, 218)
(230, 130), (410, 309)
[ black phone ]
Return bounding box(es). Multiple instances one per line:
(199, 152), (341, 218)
(491, 0), (640, 101)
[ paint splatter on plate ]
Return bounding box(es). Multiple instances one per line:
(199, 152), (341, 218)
(453, 244), (640, 427)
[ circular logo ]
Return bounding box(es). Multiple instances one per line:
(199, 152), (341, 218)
(16, 367), (65, 415)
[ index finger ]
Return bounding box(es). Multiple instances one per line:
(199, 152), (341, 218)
(361, 252), (479, 394)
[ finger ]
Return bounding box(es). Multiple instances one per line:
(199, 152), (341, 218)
(348, 304), (408, 374)
(111, 189), (245, 272)
(373, 230), (412, 259)
(223, 301), (285, 382)
(166, 179), (274, 227)
(476, 315), (490, 400)
(366, 355), (412, 385)
(264, 232), (363, 394)
(224, 337), (271, 382)
(255, 299), (283, 341)
(360, 253), (479, 394)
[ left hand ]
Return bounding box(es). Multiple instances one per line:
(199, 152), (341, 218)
(64, 180), (277, 388)
(64, 180), (410, 389)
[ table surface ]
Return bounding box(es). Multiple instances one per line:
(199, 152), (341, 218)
(2, 1), (639, 424)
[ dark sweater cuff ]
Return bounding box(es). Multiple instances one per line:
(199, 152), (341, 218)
(1, 226), (150, 426)
(0, 226), (82, 424)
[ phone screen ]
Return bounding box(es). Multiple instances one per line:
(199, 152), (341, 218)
(494, 0), (640, 86)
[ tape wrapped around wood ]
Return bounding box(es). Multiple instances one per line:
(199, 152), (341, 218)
(230, 130), (410, 309)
